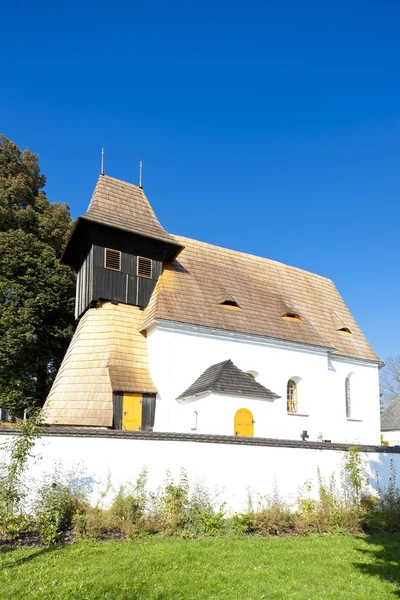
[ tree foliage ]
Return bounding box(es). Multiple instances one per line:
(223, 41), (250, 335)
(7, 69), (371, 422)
(380, 355), (400, 410)
(0, 135), (75, 413)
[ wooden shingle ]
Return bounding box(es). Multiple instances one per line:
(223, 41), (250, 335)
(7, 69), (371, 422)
(142, 235), (380, 363)
(43, 302), (157, 427)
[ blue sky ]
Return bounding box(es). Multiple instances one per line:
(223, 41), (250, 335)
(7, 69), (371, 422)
(1, 1), (399, 361)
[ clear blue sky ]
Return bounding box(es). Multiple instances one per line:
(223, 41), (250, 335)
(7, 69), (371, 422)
(1, 1), (399, 361)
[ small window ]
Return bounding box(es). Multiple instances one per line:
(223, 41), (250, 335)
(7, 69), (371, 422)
(345, 376), (351, 418)
(137, 256), (152, 278)
(339, 327), (352, 335)
(282, 313), (302, 322)
(287, 379), (298, 413)
(246, 370), (258, 380)
(220, 299), (240, 309)
(104, 248), (121, 271)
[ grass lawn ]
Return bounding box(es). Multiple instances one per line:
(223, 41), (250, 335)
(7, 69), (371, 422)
(1, 535), (400, 599)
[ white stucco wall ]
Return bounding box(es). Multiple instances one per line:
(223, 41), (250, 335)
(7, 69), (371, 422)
(0, 433), (396, 513)
(146, 322), (381, 444)
(381, 431), (400, 447)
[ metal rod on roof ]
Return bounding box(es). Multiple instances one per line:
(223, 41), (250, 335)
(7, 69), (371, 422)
(139, 160), (143, 188)
(101, 148), (105, 175)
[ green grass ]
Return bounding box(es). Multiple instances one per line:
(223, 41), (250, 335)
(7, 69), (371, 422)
(1, 535), (400, 599)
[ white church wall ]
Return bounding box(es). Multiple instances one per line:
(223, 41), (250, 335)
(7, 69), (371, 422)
(381, 431), (400, 447)
(147, 322), (381, 444)
(0, 432), (396, 513)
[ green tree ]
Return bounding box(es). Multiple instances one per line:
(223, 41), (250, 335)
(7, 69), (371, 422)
(0, 135), (75, 414)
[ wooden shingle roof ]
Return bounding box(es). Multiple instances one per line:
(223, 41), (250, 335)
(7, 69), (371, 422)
(142, 236), (380, 363)
(85, 175), (179, 247)
(177, 360), (280, 400)
(61, 175), (183, 268)
(43, 302), (157, 427)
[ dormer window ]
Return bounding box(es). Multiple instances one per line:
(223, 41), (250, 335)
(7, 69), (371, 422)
(219, 299), (240, 309)
(137, 256), (152, 278)
(282, 313), (301, 322)
(338, 327), (352, 335)
(104, 248), (121, 271)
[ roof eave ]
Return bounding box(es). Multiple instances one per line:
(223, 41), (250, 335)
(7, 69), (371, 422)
(177, 389), (281, 402)
(60, 216), (184, 268)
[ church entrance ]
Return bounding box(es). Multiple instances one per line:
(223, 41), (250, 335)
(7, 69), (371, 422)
(234, 408), (254, 437)
(122, 393), (142, 430)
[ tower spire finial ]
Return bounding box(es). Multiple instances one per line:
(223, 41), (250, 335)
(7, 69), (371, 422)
(139, 160), (143, 188)
(101, 148), (105, 175)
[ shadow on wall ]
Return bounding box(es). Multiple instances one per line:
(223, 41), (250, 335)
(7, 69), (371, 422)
(354, 534), (400, 598)
(367, 454), (400, 495)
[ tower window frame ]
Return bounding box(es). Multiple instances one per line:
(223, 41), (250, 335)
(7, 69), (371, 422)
(104, 248), (121, 271)
(137, 256), (153, 279)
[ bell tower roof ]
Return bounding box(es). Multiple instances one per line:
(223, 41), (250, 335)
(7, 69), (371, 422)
(62, 174), (183, 267)
(85, 175), (179, 246)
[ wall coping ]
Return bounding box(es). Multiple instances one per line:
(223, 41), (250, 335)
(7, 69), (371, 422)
(0, 426), (398, 453)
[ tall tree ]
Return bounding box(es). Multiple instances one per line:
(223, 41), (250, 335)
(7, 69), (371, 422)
(380, 355), (400, 410)
(0, 135), (75, 414)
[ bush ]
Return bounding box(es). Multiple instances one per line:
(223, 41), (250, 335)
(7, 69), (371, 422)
(34, 470), (88, 544)
(0, 413), (41, 540)
(229, 512), (256, 535)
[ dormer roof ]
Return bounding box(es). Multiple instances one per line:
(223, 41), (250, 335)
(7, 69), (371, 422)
(177, 360), (280, 401)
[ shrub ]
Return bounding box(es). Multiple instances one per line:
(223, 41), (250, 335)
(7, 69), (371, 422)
(0, 413), (41, 540)
(72, 506), (119, 539)
(363, 461), (400, 533)
(230, 512), (256, 535)
(34, 469), (88, 544)
(252, 488), (294, 536)
(108, 469), (149, 536)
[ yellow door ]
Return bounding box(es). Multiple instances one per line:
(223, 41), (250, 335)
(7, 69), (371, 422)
(122, 393), (142, 430)
(234, 408), (254, 437)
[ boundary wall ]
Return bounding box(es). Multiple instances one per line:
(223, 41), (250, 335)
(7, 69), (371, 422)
(1, 428), (399, 512)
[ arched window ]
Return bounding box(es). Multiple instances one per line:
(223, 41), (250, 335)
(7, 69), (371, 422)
(345, 376), (351, 418)
(287, 379), (298, 413)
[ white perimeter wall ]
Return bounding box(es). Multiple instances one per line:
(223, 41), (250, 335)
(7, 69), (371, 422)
(147, 323), (381, 445)
(382, 431), (400, 447)
(0, 433), (397, 513)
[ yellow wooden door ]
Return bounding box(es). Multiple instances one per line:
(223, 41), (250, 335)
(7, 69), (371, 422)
(234, 408), (254, 437)
(122, 393), (142, 430)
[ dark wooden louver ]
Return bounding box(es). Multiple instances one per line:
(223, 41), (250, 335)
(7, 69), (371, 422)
(105, 248), (121, 271)
(137, 256), (152, 278)
(141, 394), (156, 431)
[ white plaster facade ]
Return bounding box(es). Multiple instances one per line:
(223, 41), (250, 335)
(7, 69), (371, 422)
(0, 433), (395, 512)
(381, 431), (400, 447)
(146, 321), (381, 445)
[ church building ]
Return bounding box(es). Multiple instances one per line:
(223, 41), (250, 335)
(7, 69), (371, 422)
(43, 174), (382, 444)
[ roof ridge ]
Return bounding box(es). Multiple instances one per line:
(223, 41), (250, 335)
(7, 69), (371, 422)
(171, 234), (333, 283)
(210, 359), (232, 385)
(98, 173), (143, 191)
